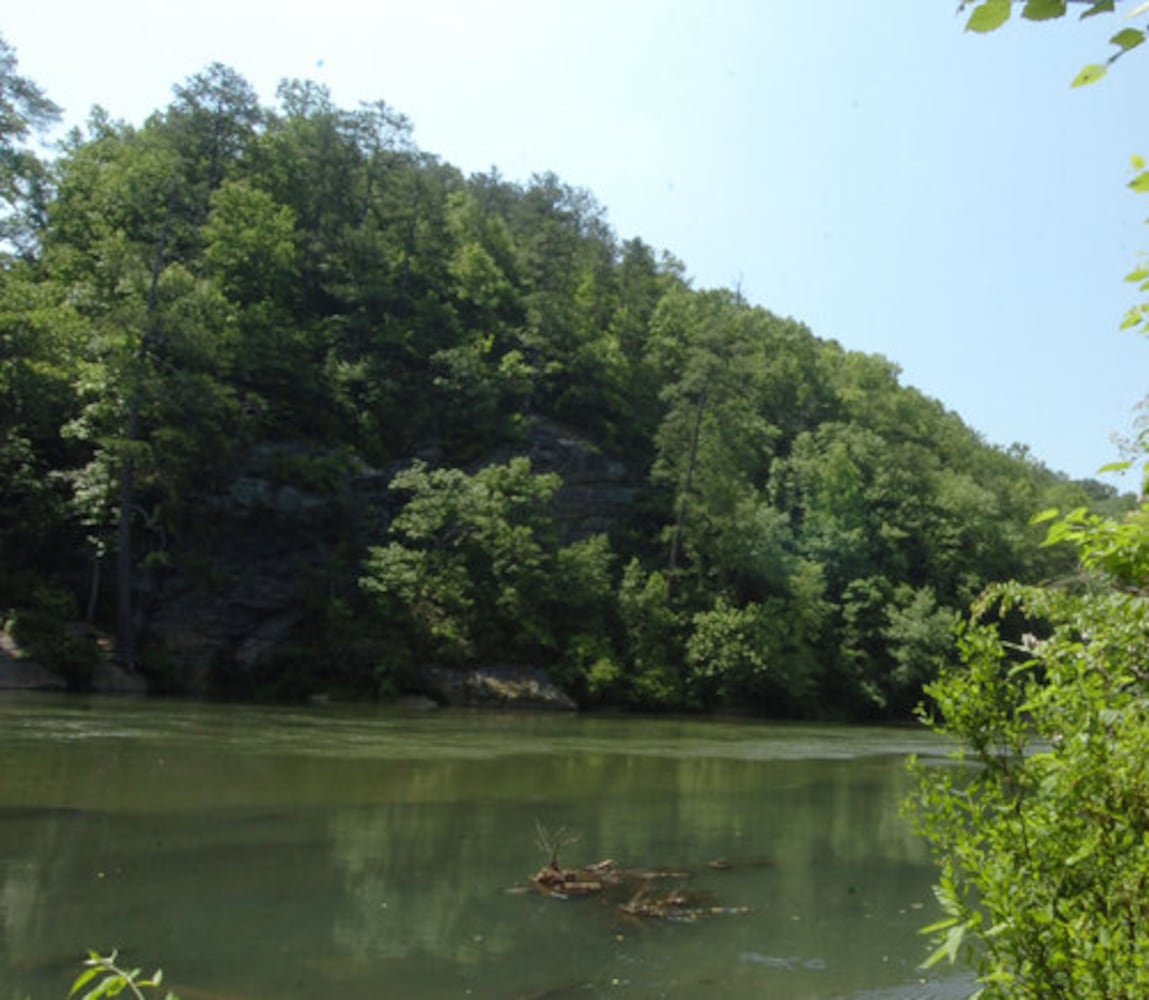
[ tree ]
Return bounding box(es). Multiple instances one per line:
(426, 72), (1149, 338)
(910, 499), (1149, 997)
(0, 33), (61, 258)
(47, 117), (238, 668)
(360, 459), (562, 667)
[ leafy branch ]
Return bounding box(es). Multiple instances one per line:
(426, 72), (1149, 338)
(959, 0), (1148, 85)
(69, 949), (179, 1000)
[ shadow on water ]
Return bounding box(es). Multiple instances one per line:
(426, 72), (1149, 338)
(1, 694), (964, 999)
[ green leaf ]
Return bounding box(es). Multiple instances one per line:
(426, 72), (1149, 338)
(1096, 460), (1132, 475)
(69, 966), (101, 997)
(1080, 0), (1115, 17)
(921, 922), (967, 968)
(920, 915), (960, 935)
(1129, 170), (1149, 193)
(80, 980), (114, 1000)
(1110, 27), (1146, 52)
(1133, 155), (1147, 172)
(1064, 842), (1096, 866)
(1071, 63), (1108, 86)
(1030, 507), (1060, 525)
(1022, 0), (1066, 21)
(966, 0), (1012, 32)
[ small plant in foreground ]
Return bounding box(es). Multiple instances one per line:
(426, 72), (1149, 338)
(69, 949), (180, 1000)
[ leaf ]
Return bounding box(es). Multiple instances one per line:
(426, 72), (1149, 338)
(1129, 170), (1149, 193)
(1022, 0), (1066, 21)
(69, 966), (102, 997)
(1110, 27), (1146, 51)
(80, 980), (114, 1000)
(1121, 305), (1144, 330)
(920, 915), (960, 935)
(921, 922), (967, 968)
(1030, 507), (1060, 525)
(966, 0), (1012, 33)
(1080, 0), (1116, 16)
(1071, 63), (1108, 86)
(1096, 460), (1132, 475)
(1133, 155), (1147, 172)
(1080, 0), (1116, 17)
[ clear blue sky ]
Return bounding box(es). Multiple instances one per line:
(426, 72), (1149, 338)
(7, 1), (1147, 482)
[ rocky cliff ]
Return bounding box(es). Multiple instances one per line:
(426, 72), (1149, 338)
(139, 420), (636, 698)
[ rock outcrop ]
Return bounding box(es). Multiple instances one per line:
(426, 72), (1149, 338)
(139, 421), (635, 698)
(490, 417), (638, 541)
(420, 664), (577, 711)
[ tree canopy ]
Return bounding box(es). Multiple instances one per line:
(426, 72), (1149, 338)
(0, 33), (1116, 715)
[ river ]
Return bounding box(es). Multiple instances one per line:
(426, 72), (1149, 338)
(0, 693), (972, 999)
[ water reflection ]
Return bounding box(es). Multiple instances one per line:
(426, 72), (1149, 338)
(1, 695), (959, 998)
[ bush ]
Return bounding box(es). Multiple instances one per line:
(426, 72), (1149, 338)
(909, 496), (1149, 999)
(8, 586), (102, 690)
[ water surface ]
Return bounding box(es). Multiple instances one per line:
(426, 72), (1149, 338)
(0, 694), (968, 999)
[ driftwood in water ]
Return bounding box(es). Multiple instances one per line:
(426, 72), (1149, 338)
(527, 823), (751, 921)
(531, 858), (689, 897)
(529, 856), (747, 922)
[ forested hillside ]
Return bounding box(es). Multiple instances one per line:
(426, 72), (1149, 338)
(0, 42), (1122, 716)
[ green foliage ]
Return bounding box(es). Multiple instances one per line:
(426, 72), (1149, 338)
(685, 596), (810, 709)
(911, 569), (1149, 996)
(0, 36), (1105, 715)
(0, 33), (61, 258)
(8, 586), (102, 689)
(909, 26), (1149, 986)
(1033, 497), (1149, 587)
(965, 0), (1013, 33)
(617, 559), (686, 707)
(882, 585), (959, 706)
(960, 0), (1147, 84)
(360, 458), (563, 666)
(70, 948), (179, 1000)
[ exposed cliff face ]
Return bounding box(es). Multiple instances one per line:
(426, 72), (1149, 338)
(142, 442), (392, 694)
(511, 418), (638, 541)
(140, 421), (635, 698)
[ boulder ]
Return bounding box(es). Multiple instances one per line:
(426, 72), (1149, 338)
(421, 664), (577, 710)
(0, 633), (65, 691)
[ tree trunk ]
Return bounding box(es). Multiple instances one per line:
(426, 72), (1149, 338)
(667, 389), (706, 594)
(114, 204), (170, 670)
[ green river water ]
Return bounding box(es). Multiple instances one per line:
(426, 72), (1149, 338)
(0, 693), (973, 999)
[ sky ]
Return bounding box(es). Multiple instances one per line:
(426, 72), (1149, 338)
(5, 1), (1148, 483)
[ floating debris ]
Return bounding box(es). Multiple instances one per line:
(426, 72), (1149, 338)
(527, 840), (749, 922)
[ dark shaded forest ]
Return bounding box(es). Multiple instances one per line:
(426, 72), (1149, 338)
(0, 42), (1126, 716)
